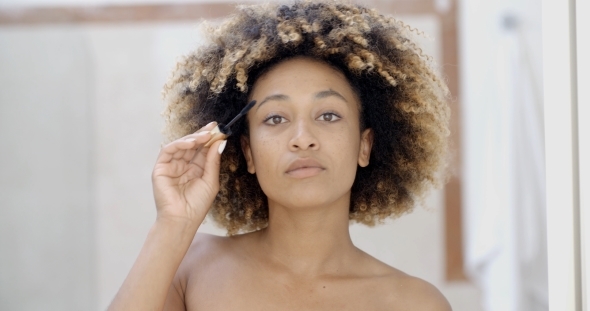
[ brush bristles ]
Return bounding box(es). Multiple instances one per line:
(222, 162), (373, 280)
(221, 99), (257, 134)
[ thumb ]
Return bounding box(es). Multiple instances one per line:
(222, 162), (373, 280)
(202, 139), (226, 191)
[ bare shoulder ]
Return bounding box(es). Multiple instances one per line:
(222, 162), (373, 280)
(357, 252), (451, 311)
(186, 232), (228, 261)
(175, 232), (231, 280)
(387, 274), (452, 311)
(177, 231), (256, 278)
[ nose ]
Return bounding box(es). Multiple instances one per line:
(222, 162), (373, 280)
(289, 119), (319, 151)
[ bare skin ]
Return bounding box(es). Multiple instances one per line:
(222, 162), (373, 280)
(109, 57), (451, 311)
(165, 232), (451, 311)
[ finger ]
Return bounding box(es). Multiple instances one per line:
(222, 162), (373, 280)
(201, 139), (226, 190)
(182, 147), (197, 162)
(172, 149), (187, 160)
(199, 121), (218, 132)
(181, 121), (218, 140)
(190, 143), (208, 166)
(168, 121), (217, 155)
(158, 132), (210, 163)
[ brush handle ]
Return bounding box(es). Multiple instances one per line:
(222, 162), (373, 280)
(203, 125), (228, 148)
(223, 100), (257, 131)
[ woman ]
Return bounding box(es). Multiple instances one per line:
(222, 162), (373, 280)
(109, 1), (451, 310)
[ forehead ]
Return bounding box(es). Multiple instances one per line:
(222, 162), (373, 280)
(249, 57), (360, 103)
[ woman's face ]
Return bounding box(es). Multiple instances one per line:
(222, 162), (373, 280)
(243, 57), (373, 210)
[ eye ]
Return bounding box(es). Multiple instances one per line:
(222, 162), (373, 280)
(263, 114), (288, 125)
(317, 112), (341, 122)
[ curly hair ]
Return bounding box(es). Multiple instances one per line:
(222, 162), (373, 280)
(162, 0), (450, 235)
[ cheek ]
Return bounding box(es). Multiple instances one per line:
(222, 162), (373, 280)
(321, 128), (362, 182)
(331, 137), (359, 180)
(327, 126), (361, 160)
(249, 134), (287, 199)
(250, 133), (282, 175)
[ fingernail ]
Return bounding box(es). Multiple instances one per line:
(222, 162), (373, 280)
(196, 131), (210, 136)
(206, 121), (216, 127)
(185, 138), (196, 142)
(218, 140), (227, 154)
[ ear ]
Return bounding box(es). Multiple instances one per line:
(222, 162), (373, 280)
(358, 128), (373, 167)
(241, 135), (256, 174)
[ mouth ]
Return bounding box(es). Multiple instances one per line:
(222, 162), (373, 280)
(286, 166), (325, 178)
(285, 158), (325, 178)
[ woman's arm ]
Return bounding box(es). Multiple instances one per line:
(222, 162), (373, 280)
(108, 122), (226, 311)
(108, 219), (197, 311)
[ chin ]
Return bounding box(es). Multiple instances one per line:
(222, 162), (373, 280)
(266, 186), (350, 210)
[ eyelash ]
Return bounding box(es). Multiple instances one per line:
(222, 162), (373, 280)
(317, 112), (342, 122)
(263, 114), (287, 125)
(262, 111), (342, 125)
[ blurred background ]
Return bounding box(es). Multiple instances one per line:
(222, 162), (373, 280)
(0, 0), (547, 310)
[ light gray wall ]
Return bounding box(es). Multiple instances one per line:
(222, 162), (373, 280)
(0, 27), (96, 310)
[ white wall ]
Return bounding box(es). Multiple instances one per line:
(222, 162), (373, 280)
(0, 27), (96, 310)
(0, 14), (482, 311)
(578, 0), (590, 308)
(542, 0), (587, 309)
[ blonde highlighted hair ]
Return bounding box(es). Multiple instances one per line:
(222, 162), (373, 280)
(162, 0), (450, 235)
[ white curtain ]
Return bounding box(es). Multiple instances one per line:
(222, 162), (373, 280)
(459, 0), (548, 310)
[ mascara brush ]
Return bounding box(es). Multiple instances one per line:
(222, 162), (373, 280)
(204, 100), (257, 147)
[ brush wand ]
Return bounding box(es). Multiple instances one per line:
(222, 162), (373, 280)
(203, 100), (257, 147)
(220, 99), (257, 134)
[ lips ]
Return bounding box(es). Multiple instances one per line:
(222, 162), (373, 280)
(286, 158), (325, 178)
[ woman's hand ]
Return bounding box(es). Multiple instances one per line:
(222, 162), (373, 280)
(152, 122), (226, 226)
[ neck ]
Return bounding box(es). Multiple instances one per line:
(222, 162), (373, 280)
(256, 193), (359, 277)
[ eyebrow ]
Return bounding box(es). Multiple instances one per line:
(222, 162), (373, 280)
(255, 89), (349, 111)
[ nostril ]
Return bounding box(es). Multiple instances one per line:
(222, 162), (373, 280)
(289, 130), (319, 150)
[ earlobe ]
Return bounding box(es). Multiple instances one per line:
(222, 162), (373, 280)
(358, 128), (373, 167)
(241, 136), (256, 174)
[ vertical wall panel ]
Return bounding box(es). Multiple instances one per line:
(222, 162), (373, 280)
(576, 0), (590, 309)
(542, 0), (582, 309)
(0, 28), (96, 310)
